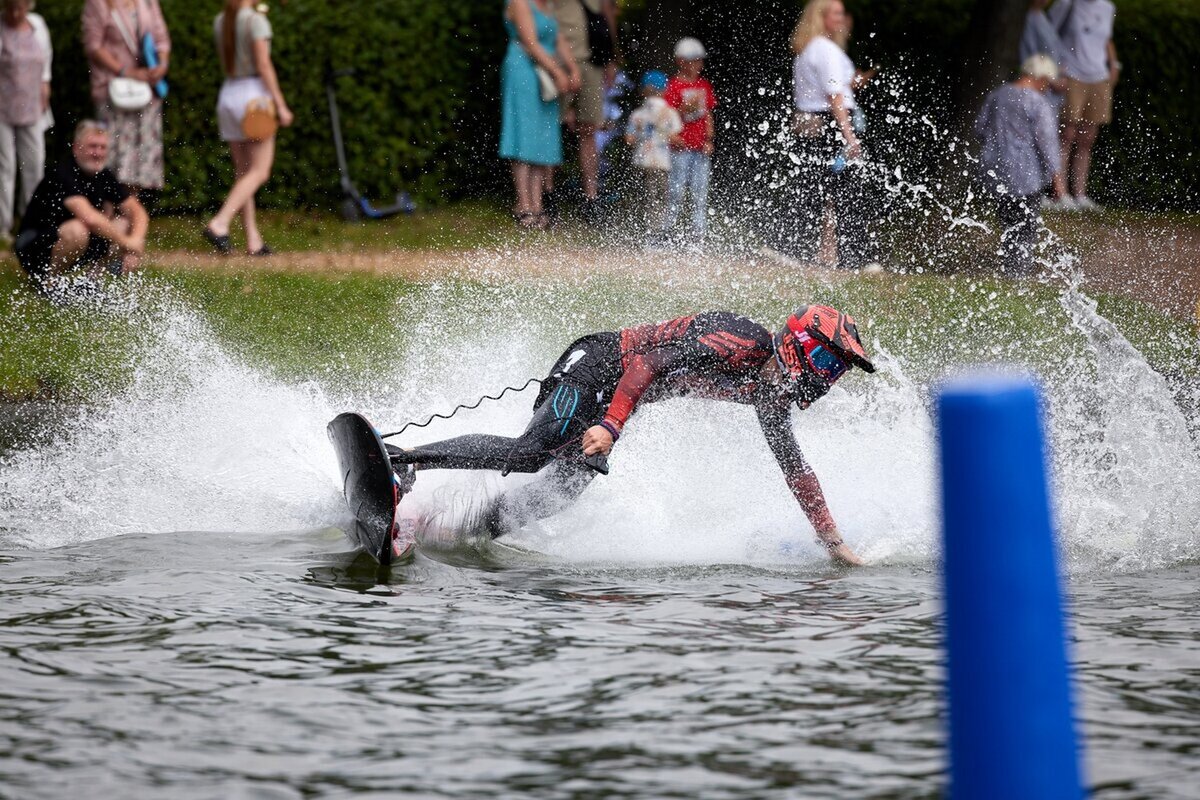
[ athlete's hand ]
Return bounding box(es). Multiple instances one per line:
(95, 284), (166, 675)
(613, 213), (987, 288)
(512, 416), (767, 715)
(828, 542), (865, 567)
(582, 425), (614, 456)
(818, 531), (865, 566)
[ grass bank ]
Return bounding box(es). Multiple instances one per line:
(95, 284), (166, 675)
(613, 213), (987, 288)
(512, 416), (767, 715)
(1, 249), (1197, 406)
(1, 201), (1197, 404)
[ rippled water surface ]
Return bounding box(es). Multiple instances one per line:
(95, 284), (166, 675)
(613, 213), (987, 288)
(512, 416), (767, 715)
(1, 529), (1196, 799)
(2, 239), (1199, 797)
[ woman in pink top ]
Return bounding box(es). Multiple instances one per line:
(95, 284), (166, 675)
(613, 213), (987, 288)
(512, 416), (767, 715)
(81, 0), (170, 193)
(0, 0), (53, 242)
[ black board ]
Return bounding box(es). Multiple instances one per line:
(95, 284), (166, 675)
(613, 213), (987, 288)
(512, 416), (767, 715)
(327, 411), (413, 565)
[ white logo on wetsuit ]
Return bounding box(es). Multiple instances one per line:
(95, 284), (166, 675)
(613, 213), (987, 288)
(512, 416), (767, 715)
(560, 349), (586, 374)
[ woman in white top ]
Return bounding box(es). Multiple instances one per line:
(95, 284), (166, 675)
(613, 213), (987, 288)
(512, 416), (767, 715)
(786, 0), (879, 271)
(202, 0), (293, 256)
(0, 0), (52, 242)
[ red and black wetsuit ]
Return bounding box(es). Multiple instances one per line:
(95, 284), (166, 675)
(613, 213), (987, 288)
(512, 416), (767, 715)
(396, 312), (837, 537)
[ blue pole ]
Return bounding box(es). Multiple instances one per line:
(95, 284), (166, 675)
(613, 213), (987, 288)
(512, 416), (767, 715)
(937, 374), (1082, 800)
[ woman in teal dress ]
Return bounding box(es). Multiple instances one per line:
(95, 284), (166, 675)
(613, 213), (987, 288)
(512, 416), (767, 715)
(500, 0), (578, 229)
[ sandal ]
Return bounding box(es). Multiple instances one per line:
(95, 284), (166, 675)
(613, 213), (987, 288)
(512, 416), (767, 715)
(201, 226), (232, 255)
(248, 244), (274, 257)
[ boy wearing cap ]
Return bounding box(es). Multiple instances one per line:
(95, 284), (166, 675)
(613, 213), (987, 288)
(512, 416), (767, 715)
(657, 37), (716, 246)
(625, 70), (681, 235)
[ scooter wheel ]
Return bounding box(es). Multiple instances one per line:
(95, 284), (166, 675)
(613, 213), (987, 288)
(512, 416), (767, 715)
(340, 198), (362, 221)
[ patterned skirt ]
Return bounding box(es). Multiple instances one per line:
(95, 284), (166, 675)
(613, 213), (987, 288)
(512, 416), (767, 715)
(96, 98), (164, 190)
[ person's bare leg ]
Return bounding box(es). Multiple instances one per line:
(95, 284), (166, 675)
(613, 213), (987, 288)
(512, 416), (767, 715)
(529, 165), (545, 215)
(85, 214), (129, 278)
(47, 220), (90, 274)
(511, 161), (533, 219)
(208, 137), (276, 237)
(1060, 123), (1078, 196)
(578, 122), (598, 199)
(231, 141), (264, 252)
(1072, 123), (1099, 199)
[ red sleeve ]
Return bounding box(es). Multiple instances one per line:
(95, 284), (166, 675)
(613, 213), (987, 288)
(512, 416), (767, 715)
(755, 401), (837, 534)
(785, 470), (837, 534)
(706, 79), (717, 110)
(603, 349), (672, 431)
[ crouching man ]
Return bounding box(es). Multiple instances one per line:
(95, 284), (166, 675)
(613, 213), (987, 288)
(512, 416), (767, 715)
(13, 120), (148, 296)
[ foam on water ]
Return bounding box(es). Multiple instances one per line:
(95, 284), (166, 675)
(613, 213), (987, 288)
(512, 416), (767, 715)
(0, 288), (342, 549)
(3, 67), (1198, 570)
(1, 257), (1196, 572)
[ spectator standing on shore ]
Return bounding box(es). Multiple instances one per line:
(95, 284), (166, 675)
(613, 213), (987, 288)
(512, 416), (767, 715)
(787, 0), (879, 271)
(974, 55), (1065, 275)
(624, 70), (680, 236)
(81, 0), (170, 196)
(549, 0), (618, 221)
(656, 37), (716, 248)
(13, 120), (148, 297)
(0, 0), (52, 246)
(500, 0), (579, 230)
(1020, 0), (1067, 66)
(1047, 0), (1118, 210)
(202, 0), (293, 256)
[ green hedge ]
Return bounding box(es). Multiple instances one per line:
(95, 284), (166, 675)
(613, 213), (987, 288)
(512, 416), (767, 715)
(848, 0), (1200, 210)
(39, 0), (505, 213)
(37, 1), (1199, 212)
(624, 0), (1199, 212)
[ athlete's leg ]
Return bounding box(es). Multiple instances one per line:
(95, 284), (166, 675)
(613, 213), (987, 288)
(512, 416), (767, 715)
(392, 381), (597, 473)
(478, 456), (596, 538)
(390, 334), (618, 474)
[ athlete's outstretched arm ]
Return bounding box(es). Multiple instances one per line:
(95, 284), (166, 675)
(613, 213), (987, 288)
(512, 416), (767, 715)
(755, 401), (865, 566)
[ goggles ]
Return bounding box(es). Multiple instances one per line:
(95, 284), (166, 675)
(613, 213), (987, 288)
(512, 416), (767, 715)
(801, 336), (848, 382)
(775, 331), (847, 408)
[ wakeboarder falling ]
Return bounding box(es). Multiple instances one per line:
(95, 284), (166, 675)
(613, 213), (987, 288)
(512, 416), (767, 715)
(388, 306), (875, 566)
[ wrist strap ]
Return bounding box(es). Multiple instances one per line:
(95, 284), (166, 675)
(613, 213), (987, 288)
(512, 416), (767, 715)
(598, 420), (620, 442)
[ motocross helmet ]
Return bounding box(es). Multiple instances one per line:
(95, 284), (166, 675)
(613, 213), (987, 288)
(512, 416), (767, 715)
(774, 305), (875, 406)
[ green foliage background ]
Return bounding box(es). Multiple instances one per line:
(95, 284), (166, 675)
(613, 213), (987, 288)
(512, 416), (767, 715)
(845, 0), (1200, 210)
(37, 0), (1199, 212)
(40, 0), (506, 214)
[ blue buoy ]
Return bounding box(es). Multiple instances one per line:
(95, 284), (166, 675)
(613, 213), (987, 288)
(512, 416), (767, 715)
(936, 374), (1083, 800)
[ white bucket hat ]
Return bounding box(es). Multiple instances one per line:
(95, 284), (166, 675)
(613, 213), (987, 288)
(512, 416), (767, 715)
(674, 37), (707, 60)
(1020, 53), (1059, 81)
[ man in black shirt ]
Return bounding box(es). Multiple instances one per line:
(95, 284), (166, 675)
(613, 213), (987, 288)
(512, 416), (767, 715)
(13, 120), (148, 293)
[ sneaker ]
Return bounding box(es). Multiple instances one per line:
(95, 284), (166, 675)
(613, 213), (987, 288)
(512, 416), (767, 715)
(1043, 195), (1077, 211)
(860, 262), (885, 275)
(1074, 195), (1101, 211)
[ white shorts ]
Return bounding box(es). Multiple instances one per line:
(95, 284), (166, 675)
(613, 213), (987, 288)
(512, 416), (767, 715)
(217, 77), (271, 142)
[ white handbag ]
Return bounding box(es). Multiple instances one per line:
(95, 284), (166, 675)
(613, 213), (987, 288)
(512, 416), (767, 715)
(108, 4), (153, 110)
(109, 76), (153, 110)
(535, 65), (558, 102)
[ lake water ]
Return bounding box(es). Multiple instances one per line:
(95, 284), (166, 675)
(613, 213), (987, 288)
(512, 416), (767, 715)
(0, 528), (1196, 799)
(1, 258), (1198, 798)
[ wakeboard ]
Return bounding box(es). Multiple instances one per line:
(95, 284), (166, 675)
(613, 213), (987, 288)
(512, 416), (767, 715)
(327, 412), (416, 565)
